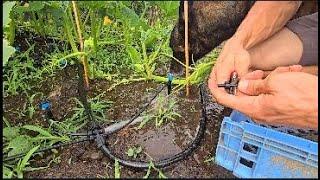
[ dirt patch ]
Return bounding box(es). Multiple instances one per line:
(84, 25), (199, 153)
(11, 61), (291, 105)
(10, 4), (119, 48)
(4, 66), (234, 178)
(5, 64), (317, 178)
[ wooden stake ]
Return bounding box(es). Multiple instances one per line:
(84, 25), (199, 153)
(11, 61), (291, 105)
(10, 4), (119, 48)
(72, 1), (90, 89)
(184, 1), (190, 96)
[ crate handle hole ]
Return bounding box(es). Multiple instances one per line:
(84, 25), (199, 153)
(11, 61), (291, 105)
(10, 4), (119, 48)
(239, 157), (254, 168)
(243, 143), (258, 154)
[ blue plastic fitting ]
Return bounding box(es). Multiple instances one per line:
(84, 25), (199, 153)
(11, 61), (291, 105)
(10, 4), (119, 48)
(40, 101), (51, 111)
(59, 59), (67, 69)
(167, 73), (173, 82)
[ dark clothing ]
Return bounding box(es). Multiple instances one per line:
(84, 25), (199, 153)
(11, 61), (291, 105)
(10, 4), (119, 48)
(286, 12), (318, 66)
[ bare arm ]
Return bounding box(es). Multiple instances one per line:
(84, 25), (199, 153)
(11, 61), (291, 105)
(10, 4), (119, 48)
(233, 1), (302, 49)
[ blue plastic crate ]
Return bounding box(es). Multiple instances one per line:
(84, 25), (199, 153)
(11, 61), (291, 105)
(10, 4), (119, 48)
(215, 110), (318, 178)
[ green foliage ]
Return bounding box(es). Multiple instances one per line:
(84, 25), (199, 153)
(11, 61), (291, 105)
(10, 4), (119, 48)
(3, 1), (16, 66)
(114, 159), (121, 179)
(3, 122), (70, 178)
(3, 2), (185, 178)
(151, 1), (179, 19)
(6, 135), (33, 157)
(204, 156), (215, 163)
(126, 146), (142, 158)
(13, 2), (45, 13)
(3, 1), (16, 27)
(71, 92), (113, 125)
(137, 94), (181, 129)
(15, 145), (40, 178)
(3, 39), (15, 67)
(143, 161), (167, 179)
(3, 45), (43, 96)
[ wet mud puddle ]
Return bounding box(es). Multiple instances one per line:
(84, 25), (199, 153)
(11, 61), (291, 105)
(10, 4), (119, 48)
(25, 78), (235, 178)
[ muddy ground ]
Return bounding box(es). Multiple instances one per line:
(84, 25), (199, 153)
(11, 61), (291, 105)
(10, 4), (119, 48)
(4, 32), (317, 178)
(3, 64), (235, 178)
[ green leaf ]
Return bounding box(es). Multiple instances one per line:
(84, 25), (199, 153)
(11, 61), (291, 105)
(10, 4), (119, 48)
(3, 39), (15, 67)
(114, 159), (120, 178)
(13, 1), (45, 13)
(16, 145), (40, 178)
(204, 156), (215, 163)
(137, 115), (152, 129)
(158, 170), (167, 179)
(3, 1), (16, 28)
(22, 125), (53, 137)
(133, 64), (145, 73)
(136, 146), (142, 154)
(127, 46), (141, 64)
(153, 1), (179, 18)
(126, 148), (134, 157)
(20, 145), (40, 169)
(3, 166), (13, 179)
(7, 135), (33, 156)
(143, 162), (152, 179)
(143, 29), (160, 48)
(117, 4), (148, 30)
(3, 127), (20, 140)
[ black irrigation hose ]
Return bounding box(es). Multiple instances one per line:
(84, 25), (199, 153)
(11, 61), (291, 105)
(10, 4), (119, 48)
(97, 84), (208, 169)
(4, 62), (209, 170)
(102, 84), (166, 136)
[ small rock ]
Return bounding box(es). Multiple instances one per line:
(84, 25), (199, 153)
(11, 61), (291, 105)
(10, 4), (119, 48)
(193, 154), (200, 164)
(90, 151), (103, 160)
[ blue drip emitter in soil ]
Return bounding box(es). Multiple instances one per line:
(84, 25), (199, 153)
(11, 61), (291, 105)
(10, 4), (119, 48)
(59, 59), (67, 69)
(167, 73), (173, 95)
(15, 46), (21, 52)
(39, 100), (55, 121)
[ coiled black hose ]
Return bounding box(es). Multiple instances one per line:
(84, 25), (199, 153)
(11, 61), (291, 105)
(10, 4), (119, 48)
(96, 84), (207, 169)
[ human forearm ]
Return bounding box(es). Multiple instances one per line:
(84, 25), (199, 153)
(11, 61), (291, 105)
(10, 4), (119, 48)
(232, 1), (302, 49)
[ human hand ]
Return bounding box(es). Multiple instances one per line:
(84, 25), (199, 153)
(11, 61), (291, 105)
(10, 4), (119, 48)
(208, 65), (318, 130)
(212, 37), (251, 86)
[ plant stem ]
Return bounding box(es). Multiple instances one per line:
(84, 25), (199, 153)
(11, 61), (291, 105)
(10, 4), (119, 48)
(8, 20), (16, 45)
(63, 13), (78, 53)
(184, 1), (190, 96)
(58, 52), (87, 62)
(72, 1), (90, 89)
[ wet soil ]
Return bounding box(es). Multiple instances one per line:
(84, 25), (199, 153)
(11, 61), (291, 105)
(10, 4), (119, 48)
(4, 65), (318, 178)
(5, 65), (234, 178)
(4, 31), (317, 178)
(13, 29), (71, 67)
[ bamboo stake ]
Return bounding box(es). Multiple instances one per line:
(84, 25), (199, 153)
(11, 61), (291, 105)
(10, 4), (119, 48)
(184, 1), (190, 96)
(72, 1), (90, 89)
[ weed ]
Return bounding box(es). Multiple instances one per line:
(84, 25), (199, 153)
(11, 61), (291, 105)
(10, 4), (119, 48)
(204, 156), (215, 163)
(126, 146), (143, 159)
(22, 92), (43, 119)
(70, 92), (113, 126)
(137, 94), (181, 129)
(114, 159), (121, 179)
(3, 123), (69, 178)
(143, 161), (167, 179)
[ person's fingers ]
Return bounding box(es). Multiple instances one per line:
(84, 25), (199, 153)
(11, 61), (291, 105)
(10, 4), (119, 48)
(262, 65), (303, 78)
(242, 70), (264, 80)
(215, 56), (235, 84)
(235, 51), (250, 78)
(238, 79), (268, 96)
(271, 65), (303, 75)
(289, 65), (303, 72)
(208, 77), (261, 117)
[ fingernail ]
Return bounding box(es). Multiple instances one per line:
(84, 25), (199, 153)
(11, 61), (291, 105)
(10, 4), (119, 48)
(238, 80), (248, 91)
